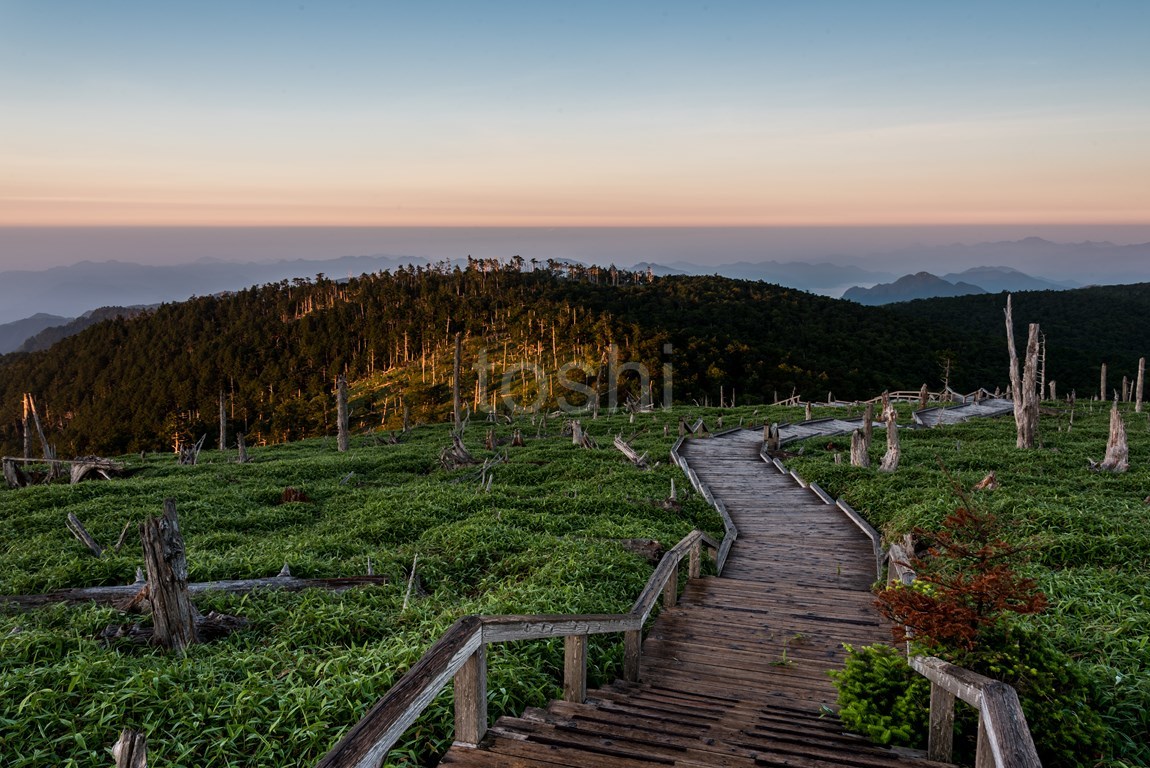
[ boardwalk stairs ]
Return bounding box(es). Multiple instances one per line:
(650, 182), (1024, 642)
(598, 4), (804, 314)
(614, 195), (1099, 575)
(319, 420), (1038, 768)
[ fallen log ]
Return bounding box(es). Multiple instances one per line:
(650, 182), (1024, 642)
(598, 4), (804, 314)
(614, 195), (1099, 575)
(4, 572), (391, 610)
(613, 435), (649, 469)
(66, 512), (103, 557)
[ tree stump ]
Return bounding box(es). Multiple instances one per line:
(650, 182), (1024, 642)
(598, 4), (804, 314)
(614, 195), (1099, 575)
(1096, 400), (1129, 473)
(879, 410), (900, 473)
(863, 401), (875, 451)
(850, 429), (870, 468)
(113, 729), (147, 767)
(140, 500), (199, 653)
(1004, 295), (1040, 448)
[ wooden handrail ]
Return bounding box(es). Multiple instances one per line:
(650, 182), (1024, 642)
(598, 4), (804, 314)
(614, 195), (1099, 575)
(910, 656), (1041, 768)
(315, 528), (722, 768)
(761, 430), (1038, 766)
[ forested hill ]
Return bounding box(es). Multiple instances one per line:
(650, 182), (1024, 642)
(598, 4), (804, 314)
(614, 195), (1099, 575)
(887, 282), (1150, 399)
(0, 263), (1010, 456)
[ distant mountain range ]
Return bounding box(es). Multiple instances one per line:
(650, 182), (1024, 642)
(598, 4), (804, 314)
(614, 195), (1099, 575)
(842, 266), (1080, 305)
(1, 237), (1147, 349)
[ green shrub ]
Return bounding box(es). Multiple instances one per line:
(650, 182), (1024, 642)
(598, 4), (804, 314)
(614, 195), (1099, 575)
(830, 644), (929, 748)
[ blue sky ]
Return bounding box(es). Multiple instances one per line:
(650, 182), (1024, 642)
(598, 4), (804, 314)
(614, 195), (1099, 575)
(1, 1), (1148, 240)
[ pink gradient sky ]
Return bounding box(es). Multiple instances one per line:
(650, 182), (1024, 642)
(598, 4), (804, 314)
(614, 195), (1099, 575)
(1, 2), (1148, 230)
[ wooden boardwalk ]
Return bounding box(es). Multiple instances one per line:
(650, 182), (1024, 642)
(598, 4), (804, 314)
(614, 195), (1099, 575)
(437, 430), (949, 768)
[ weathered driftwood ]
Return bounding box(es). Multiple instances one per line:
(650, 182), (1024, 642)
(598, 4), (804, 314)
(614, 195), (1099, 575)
(878, 409), (900, 473)
(5, 571), (391, 610)
(70, 457), (127, 484)
(66, 513), (103, 557)
(849, 429), (869, 468)
(1004, 295), (1040, 449)
(1091, 400), (1129, 473)
(613, 435), (648, 469)
(336, 375), (350, 453)
(113, 728), (147, 768)
(140, 500), (199, 652)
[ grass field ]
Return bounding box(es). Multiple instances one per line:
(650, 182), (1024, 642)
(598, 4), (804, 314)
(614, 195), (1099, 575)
(1, 410), (736, 767)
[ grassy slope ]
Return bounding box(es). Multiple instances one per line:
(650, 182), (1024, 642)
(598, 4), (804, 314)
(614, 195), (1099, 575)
(786, 403), (1150, 766)
(1, 409), (745, 767)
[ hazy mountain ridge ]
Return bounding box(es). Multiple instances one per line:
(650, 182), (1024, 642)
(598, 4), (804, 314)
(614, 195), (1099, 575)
(843, 266), (1082, 305)
(0, 313), (72, 354)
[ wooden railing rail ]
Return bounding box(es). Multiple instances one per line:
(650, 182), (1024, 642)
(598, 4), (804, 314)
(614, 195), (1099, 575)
(315, 527), (721, 768)
(761, 431), (1038, 764)
(910, 656), (1041, 768)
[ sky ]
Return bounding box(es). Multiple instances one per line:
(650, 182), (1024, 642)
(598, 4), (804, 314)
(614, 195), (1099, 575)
(1, 1), (1149, 269)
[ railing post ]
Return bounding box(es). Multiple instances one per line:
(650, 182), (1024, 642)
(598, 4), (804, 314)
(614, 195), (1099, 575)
(975, 713), (993, 768)
(453, 645), (487, 747)
(624, 629), (641, 682)
(689, 539), (701, 579)
(927, 681), (956, 763)
(563, 634), (588, 703)
(663, 561), (679, 609)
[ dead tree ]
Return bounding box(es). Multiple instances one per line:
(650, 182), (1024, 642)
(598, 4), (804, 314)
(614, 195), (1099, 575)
(22, 394), (32, 460)
(763, 422), (780, 452)
(510, 428), (525, 447)
(850, 429), (870, 468)
(863, 401), (875, 450)
(236, 433), (249, 464)
(1100, 363), (1108, 402)
(804, 401), (812, 421)
(1137, 357), (1145, 414)
(1091, 400), (1129, 473)
(140, 500), (199, 653)
(878, 409), (900, 473)
(177, 435), (206, 465)
(1004, 295), (1040, 449)
(336, 375), (349, 453)
(918, 384), (929, 410)
(218, 392), (227, 452)
(113, 729), (147, 768)
(453, 332), (462, 430)
(1049, 381), (1057, 402)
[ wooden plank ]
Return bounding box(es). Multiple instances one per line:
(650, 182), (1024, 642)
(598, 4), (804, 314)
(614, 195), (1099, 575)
(454, 645), (487, 747)
(563, 635), (587, 703)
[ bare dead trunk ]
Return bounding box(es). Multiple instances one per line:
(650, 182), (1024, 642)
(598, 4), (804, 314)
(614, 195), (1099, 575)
(879, 409), (900, 472)
(804, 401), (812, 421)
(918, 383), (929, 410)
(1005, 295), (1040, 448)
(863, 401), (874, 450)
(236, 432), (249, 463)
(850, 429), (869, 468)
(1137, 357), (1145, 414)
(1049, 381), (1057, 402)
(22, 393), (32, 460)
(613, 435), (648, 469)
(336, 375), (349, 452)
(218, 391), (227, 452)
(1096, 400), (1129, 473)
(1122, 376), (1130, 403)
(1100, 363), (1107, 401)
(113, 729), (147, 768)
(453, 332), (462, 430)
(140, 500), (199, 653)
